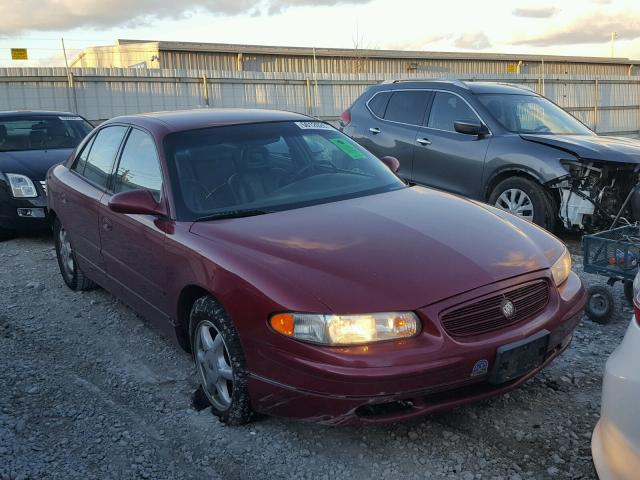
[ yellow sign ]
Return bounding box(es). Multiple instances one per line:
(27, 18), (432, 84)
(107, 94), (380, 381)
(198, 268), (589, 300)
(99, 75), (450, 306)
(11, 48), (28, 60)
(506, 63), (518, 74)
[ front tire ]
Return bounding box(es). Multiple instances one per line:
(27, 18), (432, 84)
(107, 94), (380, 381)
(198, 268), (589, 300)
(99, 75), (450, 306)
(489, 177), (556, 231)
(189, 295), (255, 425)
(53, 218), (96, 291)
(0, 228), (15, 241)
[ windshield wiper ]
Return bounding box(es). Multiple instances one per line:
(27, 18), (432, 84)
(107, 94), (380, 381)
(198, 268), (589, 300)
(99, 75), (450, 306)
(194, 209), (274, 222)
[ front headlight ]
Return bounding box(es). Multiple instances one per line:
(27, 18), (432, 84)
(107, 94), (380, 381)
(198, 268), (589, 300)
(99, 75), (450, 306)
(6, 174), (38, 198)
(270, 312), (420, 346)
(551, 247), (572, 287)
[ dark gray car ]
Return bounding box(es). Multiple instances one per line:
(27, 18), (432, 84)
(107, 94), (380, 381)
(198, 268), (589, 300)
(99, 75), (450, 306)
(342, 80), (640, 231)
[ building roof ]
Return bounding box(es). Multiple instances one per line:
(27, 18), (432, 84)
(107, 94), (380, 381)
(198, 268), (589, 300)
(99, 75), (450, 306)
(115, 39), (639, 65)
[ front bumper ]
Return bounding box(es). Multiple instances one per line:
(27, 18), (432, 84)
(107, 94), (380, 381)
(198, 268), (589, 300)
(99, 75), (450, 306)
(246, 271), (586, 424)
(0, 179), (50, 231)
(592, 317), (640, 480)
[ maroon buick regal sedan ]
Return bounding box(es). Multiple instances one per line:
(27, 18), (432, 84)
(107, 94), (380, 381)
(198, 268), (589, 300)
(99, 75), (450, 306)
(47, 109), (586, 425)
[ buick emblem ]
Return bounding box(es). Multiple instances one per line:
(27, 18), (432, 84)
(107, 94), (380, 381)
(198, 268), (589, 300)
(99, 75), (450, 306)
(501, 299), (516, 319)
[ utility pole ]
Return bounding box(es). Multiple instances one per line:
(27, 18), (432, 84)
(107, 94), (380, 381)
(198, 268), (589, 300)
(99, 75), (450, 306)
(61, 38), (78, 113)
(611, 32), (618, 57)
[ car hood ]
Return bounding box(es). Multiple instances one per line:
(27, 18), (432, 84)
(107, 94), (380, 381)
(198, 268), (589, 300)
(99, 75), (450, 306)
(190, 186), (564, 313)
(520, 134), (640, 164)
(0, 149), (73, 180)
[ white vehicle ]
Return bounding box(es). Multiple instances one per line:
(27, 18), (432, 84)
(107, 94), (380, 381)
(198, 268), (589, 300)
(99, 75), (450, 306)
(592, 271), (640, 479)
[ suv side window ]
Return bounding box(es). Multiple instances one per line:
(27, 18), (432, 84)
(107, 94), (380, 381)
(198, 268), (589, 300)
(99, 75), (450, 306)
(367, 91), (392, 118)
(81, 126), (128, 188)
(427, 92), (479, 132)
(113, 128), (163, 201)
(384, 91), (431, 125)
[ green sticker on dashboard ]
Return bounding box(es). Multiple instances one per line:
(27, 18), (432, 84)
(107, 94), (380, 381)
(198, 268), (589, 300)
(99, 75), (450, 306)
(329, 138), (366, 159)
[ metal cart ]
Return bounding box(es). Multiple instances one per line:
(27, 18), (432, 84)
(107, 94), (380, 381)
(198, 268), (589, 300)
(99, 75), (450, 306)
(582, 225), (639, 323)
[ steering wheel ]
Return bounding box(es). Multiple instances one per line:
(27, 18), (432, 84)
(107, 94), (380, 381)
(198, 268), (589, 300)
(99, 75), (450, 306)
(290, 160), (337, 182)
(181, 179), (210, 211)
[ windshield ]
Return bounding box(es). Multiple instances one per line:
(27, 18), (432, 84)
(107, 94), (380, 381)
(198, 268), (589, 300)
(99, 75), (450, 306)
(477, 94), (593, 135)
(0, 115), (93, 152)
(164, 121), (406, 220)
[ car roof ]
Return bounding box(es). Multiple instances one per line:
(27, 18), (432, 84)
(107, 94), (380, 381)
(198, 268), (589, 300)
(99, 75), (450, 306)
(464, 82), (537, 95)
(375, 80), (537, 96)
(107, 108), (314, 133)
(0, 110), (79, 118)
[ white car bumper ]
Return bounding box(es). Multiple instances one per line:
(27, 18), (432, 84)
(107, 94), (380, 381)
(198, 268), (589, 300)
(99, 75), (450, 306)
(592, 317), (640, 480)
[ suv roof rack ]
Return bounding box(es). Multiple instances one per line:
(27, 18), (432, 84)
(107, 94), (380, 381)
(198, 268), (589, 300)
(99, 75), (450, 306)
(381, 79), (470, 89)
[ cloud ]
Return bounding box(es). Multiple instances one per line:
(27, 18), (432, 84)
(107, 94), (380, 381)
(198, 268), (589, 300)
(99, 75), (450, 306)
(513, 12), (640, 46)
(512, 6), (558, 18)
(454, 32), (491, 50)
(0, 0), (372, 34)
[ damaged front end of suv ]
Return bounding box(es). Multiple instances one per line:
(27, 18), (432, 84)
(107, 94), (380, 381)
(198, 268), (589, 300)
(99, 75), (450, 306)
(520, 134), (640, 231)
(548, 160), (640, 231)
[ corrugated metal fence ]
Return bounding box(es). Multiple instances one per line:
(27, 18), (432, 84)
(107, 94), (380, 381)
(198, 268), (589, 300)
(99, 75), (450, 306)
(1, 67), (639, 136)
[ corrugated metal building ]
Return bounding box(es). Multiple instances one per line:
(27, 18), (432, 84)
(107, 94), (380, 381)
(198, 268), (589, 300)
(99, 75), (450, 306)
(70, 39), (640, 76)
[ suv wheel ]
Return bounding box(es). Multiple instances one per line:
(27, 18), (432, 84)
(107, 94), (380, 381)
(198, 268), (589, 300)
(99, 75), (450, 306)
(489, 177), (555, 230)
(53, 218), (96, 291)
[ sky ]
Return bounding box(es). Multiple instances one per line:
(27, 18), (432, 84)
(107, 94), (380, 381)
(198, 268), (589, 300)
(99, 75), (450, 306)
(0, 0), (639, 67)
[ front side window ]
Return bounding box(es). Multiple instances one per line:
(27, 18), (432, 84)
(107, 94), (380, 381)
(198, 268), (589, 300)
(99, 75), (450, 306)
(477, 94), (593, 135)
(384, 91), (431, 125)
(164, 121), (406, 220)
(427, 92), (480, 132)
(80, 126), (128, 188)
(0, 115), (93, 152)
(113, 129), (163, 201)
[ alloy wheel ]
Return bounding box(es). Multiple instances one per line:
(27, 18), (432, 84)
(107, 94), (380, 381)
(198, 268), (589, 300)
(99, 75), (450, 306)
(195, 321), (234, 411)
(495, 188), (535, 221)
(58, 227), (75, 275)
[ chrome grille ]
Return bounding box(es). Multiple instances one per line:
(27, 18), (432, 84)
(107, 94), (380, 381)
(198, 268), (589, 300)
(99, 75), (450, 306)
(441, 280), (550, 337)
(39, 181), (47, 194)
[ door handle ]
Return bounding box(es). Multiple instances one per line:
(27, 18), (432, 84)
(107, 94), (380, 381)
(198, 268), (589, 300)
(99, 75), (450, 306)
(416, 138), (432, 146)
(101, 218), (113, 232)
(369, 127), (381, 134)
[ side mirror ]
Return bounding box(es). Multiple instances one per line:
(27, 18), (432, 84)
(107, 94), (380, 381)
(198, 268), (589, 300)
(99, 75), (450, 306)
(454, 121), (489, 137)
(380, 156), (400, 173)
(109, 189), (166, 216)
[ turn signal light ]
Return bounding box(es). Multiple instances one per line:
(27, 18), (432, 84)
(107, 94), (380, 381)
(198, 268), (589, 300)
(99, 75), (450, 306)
(270, 313), (295, 336)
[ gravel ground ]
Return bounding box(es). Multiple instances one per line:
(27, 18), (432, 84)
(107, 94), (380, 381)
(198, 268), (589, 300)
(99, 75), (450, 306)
(0, 232), (632, 480)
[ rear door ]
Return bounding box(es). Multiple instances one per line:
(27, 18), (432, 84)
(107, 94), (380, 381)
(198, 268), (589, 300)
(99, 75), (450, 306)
(99, 127), (170, 324)
(357, 90), (432, 182)
(413, 91), (491, 198)
(57, 125), (128, 279)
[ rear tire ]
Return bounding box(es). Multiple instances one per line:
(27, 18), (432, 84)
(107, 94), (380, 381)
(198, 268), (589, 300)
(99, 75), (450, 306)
(189, 295), (256, 426)
(53, 218), (96, 291)
(489, 177), (556, 231)
(585, 286), (615, 324)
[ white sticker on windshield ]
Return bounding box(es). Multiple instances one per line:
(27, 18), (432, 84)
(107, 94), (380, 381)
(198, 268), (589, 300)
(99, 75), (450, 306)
(59, 116), (84, 121)
(295, 121), (334, 130)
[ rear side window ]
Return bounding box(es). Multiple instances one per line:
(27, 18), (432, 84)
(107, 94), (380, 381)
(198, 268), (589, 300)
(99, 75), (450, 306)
(383, 91), (431, 125)
(427, 92), (479, 132)
(113, 129), (163, 201)
(72, 135), (96, 176)
(367, 91), (392, 118)
(81, 126), (128, 188)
